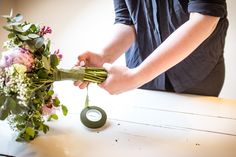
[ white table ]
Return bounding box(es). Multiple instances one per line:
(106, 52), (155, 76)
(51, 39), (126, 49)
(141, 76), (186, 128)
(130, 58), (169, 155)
(1, 81), (236, 157)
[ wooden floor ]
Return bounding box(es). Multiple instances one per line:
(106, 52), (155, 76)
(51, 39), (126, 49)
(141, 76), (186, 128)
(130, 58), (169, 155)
(0, 82), (236, 157)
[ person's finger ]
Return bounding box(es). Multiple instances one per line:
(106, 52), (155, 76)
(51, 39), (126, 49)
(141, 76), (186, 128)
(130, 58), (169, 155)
(99, 63), (112, 89)
(102, 63), (112, 71)
(79, 81), (89, 89)
(75, 59), (86, 66)
(77, 51), (90, 63)
(80, 60), (85, 66)
(74, 80), (83, 86)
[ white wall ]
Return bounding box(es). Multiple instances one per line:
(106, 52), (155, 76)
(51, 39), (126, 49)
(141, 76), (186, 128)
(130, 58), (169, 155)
(0, 0), (235, 99)
(220, 0), (236, 99)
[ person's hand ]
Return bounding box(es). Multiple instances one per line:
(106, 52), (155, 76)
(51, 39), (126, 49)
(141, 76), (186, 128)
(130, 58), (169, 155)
(74, 50), (105, 89)
(99, 63), (140, 95)
(76, 50), (105, 67)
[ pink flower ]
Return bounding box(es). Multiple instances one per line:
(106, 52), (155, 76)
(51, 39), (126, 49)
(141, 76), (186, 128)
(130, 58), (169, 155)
(40, 26), (52, 36)
(0, 47), (34, 71)
(54, 49), (63, 60)
(42, 103), (55, 116)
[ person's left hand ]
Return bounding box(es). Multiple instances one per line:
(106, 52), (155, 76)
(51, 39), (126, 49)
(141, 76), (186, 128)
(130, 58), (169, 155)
(99, 63), (140, 95)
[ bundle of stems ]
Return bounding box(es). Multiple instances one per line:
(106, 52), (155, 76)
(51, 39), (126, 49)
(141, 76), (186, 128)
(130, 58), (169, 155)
(53, 67), (107, 84)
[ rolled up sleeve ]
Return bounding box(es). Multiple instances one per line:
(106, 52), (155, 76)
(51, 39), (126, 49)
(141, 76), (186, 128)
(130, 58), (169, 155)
(188, 0), (227, 18)
(113, 0), (133, 25)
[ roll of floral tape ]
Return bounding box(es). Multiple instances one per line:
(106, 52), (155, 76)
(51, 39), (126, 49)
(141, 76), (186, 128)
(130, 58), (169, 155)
(80, 106), (107, 129)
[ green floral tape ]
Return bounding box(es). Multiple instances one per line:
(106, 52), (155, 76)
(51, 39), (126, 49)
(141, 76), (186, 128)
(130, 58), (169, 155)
(80, 106), (107, 129)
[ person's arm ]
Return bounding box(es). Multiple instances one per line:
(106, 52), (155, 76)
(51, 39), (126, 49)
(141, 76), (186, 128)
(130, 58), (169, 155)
(75, 23), (135, 89)
(76, 23), (135, 67)
(134, 13), (220, 86)
(99, 23), (136, 63)
(100, 13), (220, 94)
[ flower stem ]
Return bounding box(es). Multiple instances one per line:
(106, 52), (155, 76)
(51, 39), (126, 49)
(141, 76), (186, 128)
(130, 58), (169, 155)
(53, 67), (107, 84)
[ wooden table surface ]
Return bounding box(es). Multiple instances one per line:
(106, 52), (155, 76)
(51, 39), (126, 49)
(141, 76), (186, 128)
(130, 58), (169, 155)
(0, 82), (236, 157)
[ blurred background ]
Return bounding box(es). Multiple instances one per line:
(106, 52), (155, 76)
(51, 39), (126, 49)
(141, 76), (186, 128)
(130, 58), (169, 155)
(0, 0), (235, 99)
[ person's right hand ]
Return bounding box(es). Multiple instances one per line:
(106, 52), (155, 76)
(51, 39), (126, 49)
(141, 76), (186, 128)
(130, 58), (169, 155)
(74, 50), (105, 89)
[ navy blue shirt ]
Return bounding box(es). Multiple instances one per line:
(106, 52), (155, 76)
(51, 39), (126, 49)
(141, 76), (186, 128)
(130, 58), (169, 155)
(113, 0), (228, 92)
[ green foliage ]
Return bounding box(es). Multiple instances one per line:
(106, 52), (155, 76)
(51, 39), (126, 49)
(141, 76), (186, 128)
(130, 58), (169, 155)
(42, 56), (51, 71)
(0, 96), (17, 120)
(48, 90), (54, 96)
(61, 105), (68, 116)
(48, 114), (58, 121)
(50, 54), (59, 68)
(53, 97), (60, 107)
(26, 127), (35, 137)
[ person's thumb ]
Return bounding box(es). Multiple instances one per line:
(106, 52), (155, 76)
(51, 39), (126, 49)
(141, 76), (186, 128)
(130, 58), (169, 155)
(103, 63), (112, 72)
(99, 63), (111, 88)
(77, 51), (90, 66)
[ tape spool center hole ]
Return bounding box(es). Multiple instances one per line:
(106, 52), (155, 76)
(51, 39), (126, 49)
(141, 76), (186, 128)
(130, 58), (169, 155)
(86, 109), (102, 122)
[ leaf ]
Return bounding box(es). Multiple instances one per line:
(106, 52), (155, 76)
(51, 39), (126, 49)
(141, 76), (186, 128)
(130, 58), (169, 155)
(42, 124), (49, 134)
(47, 90), (54, 96)
(8, 32), (15, 38)
(50, 54), (59, 68)
(0, 104), (10, 120)
(25, 40), (36, 51)
(13, 14), (23, 22)
(22, 23), (32, 32)
(33, 98), (41, 104)
(0, 99), (9, 120)
(11, 104), (24, 114)
(1, 9), (13, 18)
(0, 97), (16, 120)
(14, 26), (24, 32)
(53, 97), (60, 107)
(0, 96), (6, 107)
(26, 127), (35, 137)
(2, 15), (11, 18)
(61, 105), (68, 116)
(34, 37), (44, 49)
(13, 38), (20, 45)
(48, 114), (58, 121)
(10, 9), (13, 17)
(30, 24), (38, 33)
(37, 69), (48, 79)
(7, 97), (17, 110)
(28, 33), (39, 39)
(44, 40), (51, 56)
(17, 34), (29, 41)
(3, 26), (13, 31)
(8, 22), (21, 26)
(42, 56), (51, 71)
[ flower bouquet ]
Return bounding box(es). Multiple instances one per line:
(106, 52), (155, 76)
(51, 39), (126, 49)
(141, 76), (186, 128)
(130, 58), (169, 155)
(0, 12), (107, 141)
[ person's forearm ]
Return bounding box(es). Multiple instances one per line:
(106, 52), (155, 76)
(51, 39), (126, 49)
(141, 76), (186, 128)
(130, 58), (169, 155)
(100, 23), (136, 63)
(135, 13), (220, 86)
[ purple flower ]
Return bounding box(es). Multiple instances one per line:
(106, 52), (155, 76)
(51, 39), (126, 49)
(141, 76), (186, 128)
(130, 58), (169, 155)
(0, 47), (34, 71)
(40, 26), (52, 36)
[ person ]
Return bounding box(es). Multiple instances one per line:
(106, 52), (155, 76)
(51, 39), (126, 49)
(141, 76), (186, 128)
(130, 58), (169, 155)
(74, 0), (228, 97)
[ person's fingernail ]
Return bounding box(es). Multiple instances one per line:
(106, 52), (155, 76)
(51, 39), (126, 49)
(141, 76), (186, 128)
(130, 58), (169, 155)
(74, 80), (82, 86)
(80, 61), (85, 66)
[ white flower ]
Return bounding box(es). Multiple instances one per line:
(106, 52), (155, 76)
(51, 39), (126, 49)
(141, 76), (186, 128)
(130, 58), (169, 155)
(2, 40), (16, 49)
(13, 64), (27, 74)
(2, 65), (31, 106)
(0, 68), (4, 90)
